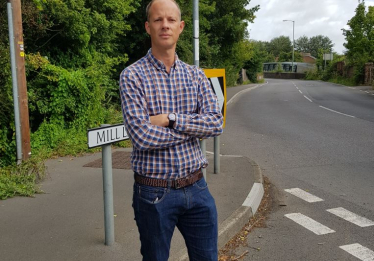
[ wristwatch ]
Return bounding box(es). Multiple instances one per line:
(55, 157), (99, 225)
(168, 113), (176, 129)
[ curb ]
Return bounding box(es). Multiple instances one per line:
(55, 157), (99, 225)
(174, 158), (264, 261)
(217, 158), (264, 249)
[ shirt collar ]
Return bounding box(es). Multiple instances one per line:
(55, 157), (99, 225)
(146, 49), (180, 72)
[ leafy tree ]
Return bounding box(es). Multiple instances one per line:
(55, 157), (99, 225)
(295, 35), (333, 57)
(294, 35), (309, 53)
(342, 0), (374, 83)
(266, 35), (292, 57)
(309, 35), (334, 57)
(278, 51), (303, 62)
(243, 41), (264, 82)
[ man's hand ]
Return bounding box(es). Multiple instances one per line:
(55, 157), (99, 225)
(150, 114), (169, 127)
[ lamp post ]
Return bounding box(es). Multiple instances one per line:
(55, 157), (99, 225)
(283, 20), (295, 72)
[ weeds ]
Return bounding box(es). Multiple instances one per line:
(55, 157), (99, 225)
(0, 150), (47, 200)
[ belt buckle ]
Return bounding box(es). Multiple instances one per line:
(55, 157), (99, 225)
(175, 179), (182, 189)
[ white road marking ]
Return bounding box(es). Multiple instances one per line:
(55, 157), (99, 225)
(327, 207), (374, 227)
(284, 188), (324, 203)
(227, 84), (263, 105)
(296, 86), (299, 89)
(348, 87), (355, 89)
(340, 243), (374, 260)
(206, 151), (243, 158)
(304, 95), (313, 103)
(298, 90), (303, 94)
(319, 106), (356, 118)
(285, 213), (335, 235)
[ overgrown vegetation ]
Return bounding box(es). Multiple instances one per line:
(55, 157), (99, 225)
(0, 149), (47, 200)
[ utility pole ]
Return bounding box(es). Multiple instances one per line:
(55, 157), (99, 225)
(8, 0), (31, 161)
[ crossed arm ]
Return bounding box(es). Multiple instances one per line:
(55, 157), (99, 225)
(120, 69), (223, 151)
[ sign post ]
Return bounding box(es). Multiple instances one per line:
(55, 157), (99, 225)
(203, 69), (227, 174)
(87, 123), (129, 246)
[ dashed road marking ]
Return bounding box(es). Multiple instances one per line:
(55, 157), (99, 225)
(327, 207), (374, 227)
(285, 188), (324, 203)
(285, 213), (335, 235)
(319, 106), (356, 118)
(304, 95), (313, 103)
(340, 243), (374, 260)
(298, 90), (303, 94)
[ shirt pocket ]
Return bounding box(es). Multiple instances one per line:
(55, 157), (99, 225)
(177, 81), (198, 114)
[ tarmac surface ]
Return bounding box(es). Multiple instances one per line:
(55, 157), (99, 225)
(0, 83), (264, 261)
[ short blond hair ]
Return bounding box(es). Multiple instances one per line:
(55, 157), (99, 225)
(146, 0), (182, 21)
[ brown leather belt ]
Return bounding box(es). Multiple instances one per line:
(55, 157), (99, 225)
(134, 169), (203, 189)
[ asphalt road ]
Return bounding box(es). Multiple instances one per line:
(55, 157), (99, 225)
(219, 79), (374, 261)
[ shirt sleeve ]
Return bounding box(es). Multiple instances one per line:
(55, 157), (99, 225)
(174, 69), (224, 138)
(119, 69), (192, 151)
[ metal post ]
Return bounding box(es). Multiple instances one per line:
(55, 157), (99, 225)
(193, 0), (207, 180)
(193, 0), (199, 67)
(324, 54), (327, 71)
(283, 20), (295, 72)
(292, 21), (294, 72)
(101, 125), (115, 246)
(214, 136), (220, 174)
(7, 1), (22, 164)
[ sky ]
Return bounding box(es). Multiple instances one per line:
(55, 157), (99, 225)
(246, 0), (374, 54)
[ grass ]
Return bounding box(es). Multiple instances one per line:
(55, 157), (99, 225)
(0, 150), (47, 200)
(328, 77), (356, 86)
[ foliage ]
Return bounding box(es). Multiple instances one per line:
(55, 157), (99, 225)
(278, 51), (303, 62)
(0, 150), (47, 200)
(306, 52), (349, 83)
(266, 36), (292, 57)
(342, 1), (374, 84)
(295, 35), (334, 57)
(0, 0), (135, 167)
(243, 40), (272, 82)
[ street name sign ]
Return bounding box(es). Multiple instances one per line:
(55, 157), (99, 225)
(87, 124), (129, 149)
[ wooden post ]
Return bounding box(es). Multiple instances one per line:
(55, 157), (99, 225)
(11, 0), (31, 160)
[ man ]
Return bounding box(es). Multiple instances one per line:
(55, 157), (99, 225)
(119, 0), (223, 260)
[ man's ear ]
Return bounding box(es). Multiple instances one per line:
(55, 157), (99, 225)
(145, 21), (151, 35)
(179, 20), (185, 34)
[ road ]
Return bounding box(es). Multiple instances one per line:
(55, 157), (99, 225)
(219, 79), (374, 261)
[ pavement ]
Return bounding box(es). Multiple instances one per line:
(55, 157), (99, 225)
(0, 84), (264, 261)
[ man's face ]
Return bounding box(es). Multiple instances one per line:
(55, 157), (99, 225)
(145, 0), (185, 51)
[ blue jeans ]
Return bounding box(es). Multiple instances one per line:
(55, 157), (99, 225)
(132, 177), (218, 261)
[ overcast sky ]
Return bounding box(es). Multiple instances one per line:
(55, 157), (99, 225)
(246, 0), (374, 54)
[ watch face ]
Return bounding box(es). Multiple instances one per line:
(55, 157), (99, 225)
(169, 113), (176, 121)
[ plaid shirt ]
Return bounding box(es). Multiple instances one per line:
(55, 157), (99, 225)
(119, 49), (223, 180)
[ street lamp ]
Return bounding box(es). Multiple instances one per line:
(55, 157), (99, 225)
(283, 20), (295, 72)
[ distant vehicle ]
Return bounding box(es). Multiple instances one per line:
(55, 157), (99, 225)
(263, 62), (316, 73)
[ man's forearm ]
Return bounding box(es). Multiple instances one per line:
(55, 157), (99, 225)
(150, 114), (169, 127)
